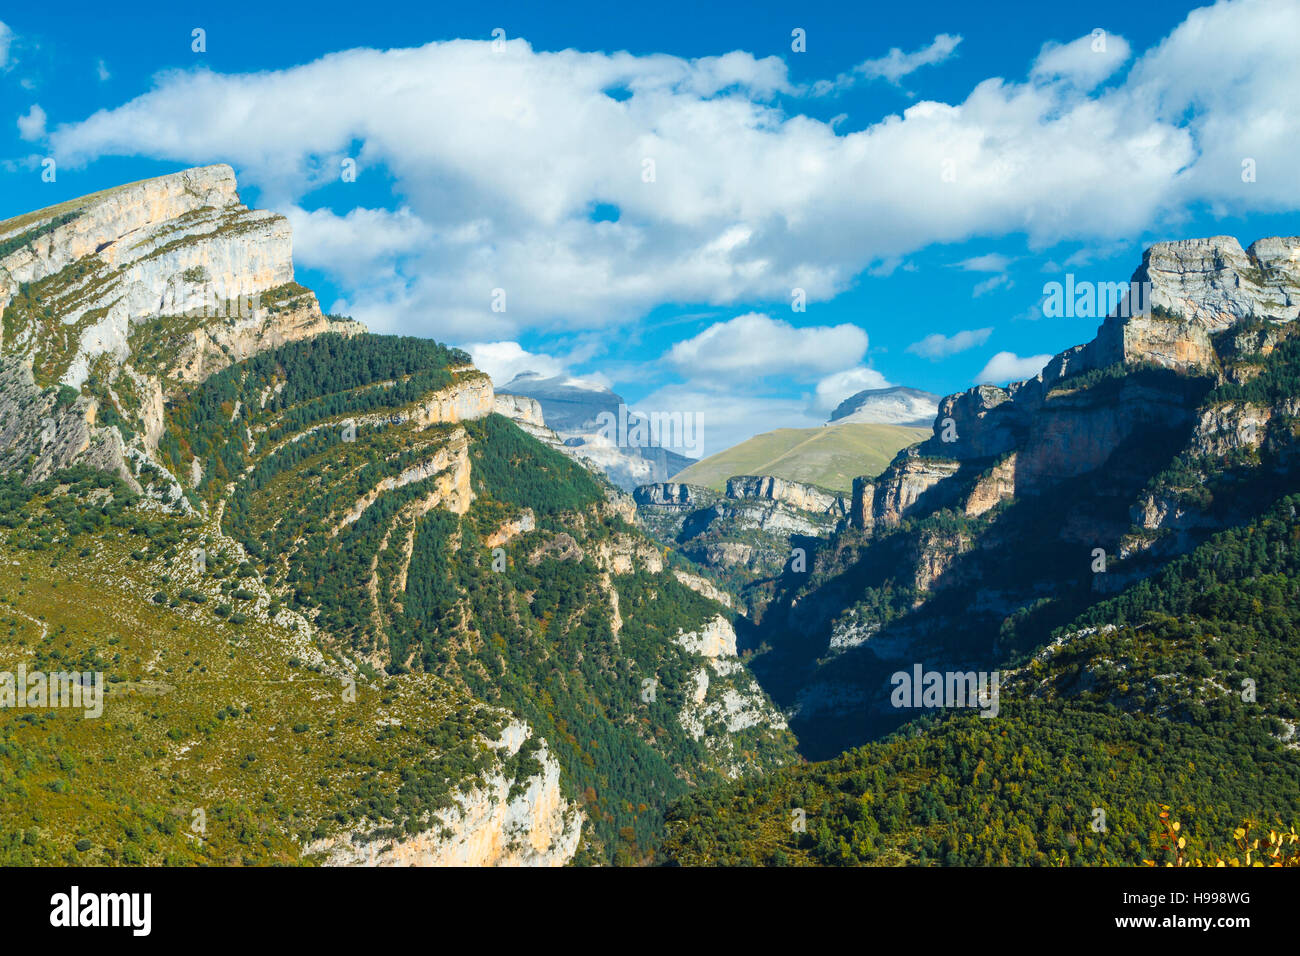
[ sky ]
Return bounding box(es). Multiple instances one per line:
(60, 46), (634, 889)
(2, 0), (1299, 455)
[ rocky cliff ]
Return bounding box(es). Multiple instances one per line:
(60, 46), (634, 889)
(735, 232), (1300, 758)
(307, 720), (582, 867)
(0, 164), (364, 491)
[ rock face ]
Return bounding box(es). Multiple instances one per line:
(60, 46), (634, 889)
(633, 482), (697, 509)
(672, 615), (789, 773)
(492, 392), (567, 450)
(0, 164), (348, 387)
(635, 474), (847, 590)
(0, 356), (137, 487)
(850, 237), (1300, 521)
(411, 373), (495, 426)
(1140, 235), (1300, 328)
(0, 164), (366, 492)
(308, 721), (582, 867)
(725, 475), (848, 517)
(493, 392), (545, 428)
(855, 455), (962, 530)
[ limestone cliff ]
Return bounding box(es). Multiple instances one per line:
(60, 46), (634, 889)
(856, 235), (1300, 529)
(0, 164), (366, 491)
(307, 720), (582, 867)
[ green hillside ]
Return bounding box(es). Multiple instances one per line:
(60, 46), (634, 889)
(671, 423), (930, 492)
(661, 491), (1300, 866)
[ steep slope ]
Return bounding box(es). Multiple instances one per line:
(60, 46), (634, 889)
(634, 477), (849, 614)
(671, 423), (928, 493)
(662, 492), (1300, 865)
(660, 234), (1300, 865)
(0, 167), (797, 866)
(726, 234), (1300, 759)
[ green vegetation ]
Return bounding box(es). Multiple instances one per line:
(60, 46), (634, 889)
(662, 493), (1300, 865)
(672, 423), (929, 492)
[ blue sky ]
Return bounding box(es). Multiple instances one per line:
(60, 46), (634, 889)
(3, 0), (1298, 454)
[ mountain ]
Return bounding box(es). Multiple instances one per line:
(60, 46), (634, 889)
(0, 166), (797, 866)
(659, 233), (1300, 864)
(498, 372), (695, 491)
(828, 385), (940, 426)
(670, 423), (929, 493)
(498, 371), (621, 431)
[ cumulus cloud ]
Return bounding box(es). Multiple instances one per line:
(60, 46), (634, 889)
(667, 313), (869, 378)
(1031, 31), (1131, 89)
(0, 21), (12, 70)
(907, 327), (992, 359)
(975, 351), (1052, 384)
(17, 104), (45, 140)
(812, 366), (892, 412)
(464, 341), (569, 385)
(36, 1), (1300, 345)
(285, 205), (434, 278)
(813, 33), (962, 94)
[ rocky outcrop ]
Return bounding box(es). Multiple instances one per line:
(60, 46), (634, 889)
(675, 615), (739, 658)
(671, 569), (733, 608)
(1140, 235), (1300, 329)
(0, 164), (371, 495)
(592, 534), (664, 574)
(633, 482), (697, 509)
(963, 454), (1017, 517)
(485, 509), (536, 548)
(854, 454), (962, 530)
(493, 393), (545, 428)
(724, 475), (848, 517)
(492, 392), (566, 450)
(673, 615), (789, 773)
(307, 720), (582, 867)
(410, 373), (495, 426)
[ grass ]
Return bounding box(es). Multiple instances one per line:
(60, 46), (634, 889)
(672, 423), (930, 492)
(0, 519), (511, 865)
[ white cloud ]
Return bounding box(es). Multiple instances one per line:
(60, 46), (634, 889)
(907, 327), (992, 359)
(96, 59), (111, 83)
(1031, 32), (1131, 89)
(972, 274), (1012, 297)
(812, 366), (892, 412)
(464, 341), (568, 385)
(285, 205), (433, 278)
(955, 253), (1012, 272)
(17, 104), (45, 141)
(975, 350), (1052, 384)
(38, 2), (1300, 342)
(0, 21), (12, 70)
(634, 383), (823, 458)
(813, 33), (962, 94)
(668, 313), (868, 378)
